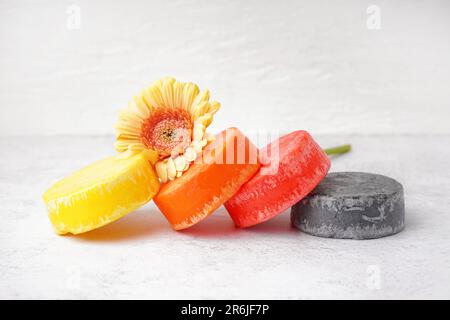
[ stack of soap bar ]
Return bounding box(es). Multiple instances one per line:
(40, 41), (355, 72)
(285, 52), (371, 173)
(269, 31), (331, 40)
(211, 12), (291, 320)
(154, 127), (260, 230)
(225, 130), (330, 228)
(291, 172), (405, 239)
(43, 153), (160, 235)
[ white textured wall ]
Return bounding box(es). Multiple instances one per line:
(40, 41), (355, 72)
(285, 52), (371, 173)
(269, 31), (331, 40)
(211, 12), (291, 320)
(1, 0), (449, 136)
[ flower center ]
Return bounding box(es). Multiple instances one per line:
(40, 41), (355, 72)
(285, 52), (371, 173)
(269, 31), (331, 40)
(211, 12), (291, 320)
(141, 108), (192, 157)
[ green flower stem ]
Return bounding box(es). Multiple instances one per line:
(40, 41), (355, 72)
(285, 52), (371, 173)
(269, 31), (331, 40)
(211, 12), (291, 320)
(324, 144), (352, 156)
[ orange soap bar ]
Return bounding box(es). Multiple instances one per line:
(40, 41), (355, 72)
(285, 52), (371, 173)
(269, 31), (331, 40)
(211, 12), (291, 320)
(154, 127), (261, 230)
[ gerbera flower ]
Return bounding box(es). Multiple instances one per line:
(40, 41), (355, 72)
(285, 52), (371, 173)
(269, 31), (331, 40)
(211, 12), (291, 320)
(115, 77), (220, 183)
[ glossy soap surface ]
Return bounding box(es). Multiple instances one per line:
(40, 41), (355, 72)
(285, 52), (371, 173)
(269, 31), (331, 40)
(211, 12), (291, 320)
(43, 153), (160, 235)
(225, 130), (330, 228)
(154, 127), (261, 230)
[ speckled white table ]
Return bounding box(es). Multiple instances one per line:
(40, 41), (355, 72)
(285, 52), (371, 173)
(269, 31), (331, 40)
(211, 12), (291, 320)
(1, 134), (449, 299)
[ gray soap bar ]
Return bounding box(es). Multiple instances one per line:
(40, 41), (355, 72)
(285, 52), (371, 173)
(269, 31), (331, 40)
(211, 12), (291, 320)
(291, 172), (405, 239)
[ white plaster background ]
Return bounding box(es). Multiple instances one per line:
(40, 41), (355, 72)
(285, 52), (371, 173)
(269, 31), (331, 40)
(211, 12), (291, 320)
(1, 0), (449, 136)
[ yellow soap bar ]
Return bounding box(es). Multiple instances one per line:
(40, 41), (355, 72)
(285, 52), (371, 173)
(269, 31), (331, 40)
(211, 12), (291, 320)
(43, 153), (160, 235)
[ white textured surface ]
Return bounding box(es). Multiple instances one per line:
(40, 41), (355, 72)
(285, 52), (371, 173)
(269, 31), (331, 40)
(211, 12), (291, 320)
(1, 0), (450, 136)
(1, 134), (449, 299)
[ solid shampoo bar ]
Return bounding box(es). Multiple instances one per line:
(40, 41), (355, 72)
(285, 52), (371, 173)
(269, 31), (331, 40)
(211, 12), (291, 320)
(291, 172), (405, 239)
(154, 127), (260, 230)
(225, 130), (330, 228)
(43, 153), (160, 235)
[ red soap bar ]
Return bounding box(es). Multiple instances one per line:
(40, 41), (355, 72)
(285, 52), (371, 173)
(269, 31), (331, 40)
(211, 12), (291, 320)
(224, 130), (330, 228)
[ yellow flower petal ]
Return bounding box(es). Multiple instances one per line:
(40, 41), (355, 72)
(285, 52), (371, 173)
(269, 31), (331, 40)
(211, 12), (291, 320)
(166, 157), (176, 181)
(115, 139), (142, 152)
(192, 101), (210, 120)
(132, 95), (152, 118)
(192, 140), (203, 154)
(197, 113), (213, 127)
(155, 161), (168, 183)
(115, 120), (142, 134)
(174, 156), (186, 172)
(161, 76), (176, 85)
(192, 90), (210, 109)
(115, 133), (140, 141)
(182, 82), (200, 112)
(193, 122), (205, 141)
(114, 125), (142, 138)
(118, 108), (144, 125)
(162, 78), (175, 108)
(141, 89), (156, 110)
(116, 148), (138, 159)
(141, 149), (159, 165)
(173, 81), (184, 111)
(207, 101), (221, 115)
(184, 147), (197, 162)
(127, 142), (146, 152)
